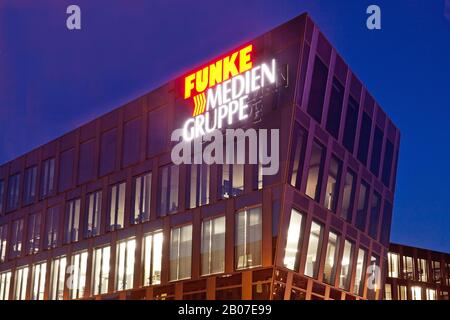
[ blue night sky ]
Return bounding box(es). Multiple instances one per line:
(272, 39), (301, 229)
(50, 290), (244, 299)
(0, 0), (449, 252)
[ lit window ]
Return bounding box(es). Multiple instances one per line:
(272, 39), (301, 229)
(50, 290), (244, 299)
(384, 283), (392, 300)
(432, 261), (441, 283)
(353, 248), (367, 296)
(6, 173), (20, 211)
(367, 255), (379, 299)
(108, 182), (125, 231)
(398, 285), (407, 300)
(341, 170), (356, 223)
(10, 219), (24, 258)
(283, 209), (304, 270)
(170, 225), (192, 281)
(31, 262), (47, 300)
(23, 166), (37, 205)
(116, 238), (136, 291)
(426, 288), (436, 300)
(64, 198), (80, 243)
(324, 156), (342, 212)
(355, 181), (369, 231)
(411, 286), (422, 300)
(85, 190), (102, 238)
(418, 258), (428, 282)
(403, 256), (415, 280)
(92, 246), (110, 295)
(304, 221), (324, 278)
(235, 207), (262, 270)
(50, 256), (67, 300)
(305, 141), (325, 201)
(201, 216), (225, 275)
(0, 271), (12, 300)
(70, 251), (88, 299)
(45, 206), (60, 249)
(27, 212), (41, 254)
(14, 266), (29, 300)
(188, 164), (210, 208)
(158, 164), (179, 216)
(446, 263), (450, 286)
(387, 252), (400, 278)
(143, 231), (163, 286)
(132, 173), (152, 224)
(0, 224), (7, 263)
(323, 231), (340, 285)
(339, 240), (354, 291)
(221, 164), (244, 198)
(41, 158), (55, 198)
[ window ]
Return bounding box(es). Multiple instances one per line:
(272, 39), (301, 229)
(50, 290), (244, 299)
(201, 216), (225, 275)
(384, 283), (392, 300)
(41, 158), (55, 198)
(0, 180), (4, 214)
(64, 198), (80, 243)
(341, 170), (356, 222)
(45, 206), (60, 249)
(426, 288), (436, 300)
(398, 285), (407, 300)
(14, 266), (29, 300)
(289, 126), (307, 188)
(283, 209), (304, 270)
(353, 248), (367, 296)
(307, 56), (328, 123)
(70, 251), (88, 299)
(235, 207), (262, 270)
(387, 252), (400, 278)
(253, 162), (264, 191)
(368, 192), (381, 239)
(0, 271), (12, 300)
(357, 113), (372, 165)
(304, 221), (324, 278)
(143, 231), (163, 286)
(50, 256), (67, 300)
(27, 213), (41, 255)
(380, 201), (393, 246)
(85, 191), (102, 238)
(447, 263), (450, 286)
(7, 173), (20, 211)
(418, 258), (428, 282)
(343, 96), (359, 154)
(158, 164), (179, 216)
(370, 127), (383, 176)
(326, 78), (344, 139)
(403, 256), (415, 280)
(367, 255), (379, 299)
(116, 238), (136, 291)
(381, 140), (394, 188)
(411, 286), (422, 300)
(339, 240), (354, 291)
(31, 262), (47, 300)
(355, 181), (369, 231)
(432, 261), (441, 283)
(10, 219), (24, 258)
(220, 164), (244, 198)
(0, 224), (7, 263)
(23, 166), (37, 205)
(92, 246), (111, 295)
(108, 182), (125, 231)
(324, 156), (342, 212)
(305, 141), (325, 201)
(323, 231), (340, 285)
(170, 225), (193, 281)
(188, 164), (210, 208)
(132, 173), (152, 224)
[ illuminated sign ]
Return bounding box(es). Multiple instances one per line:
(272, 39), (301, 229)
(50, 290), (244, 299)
(182, 44), (277, 141)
